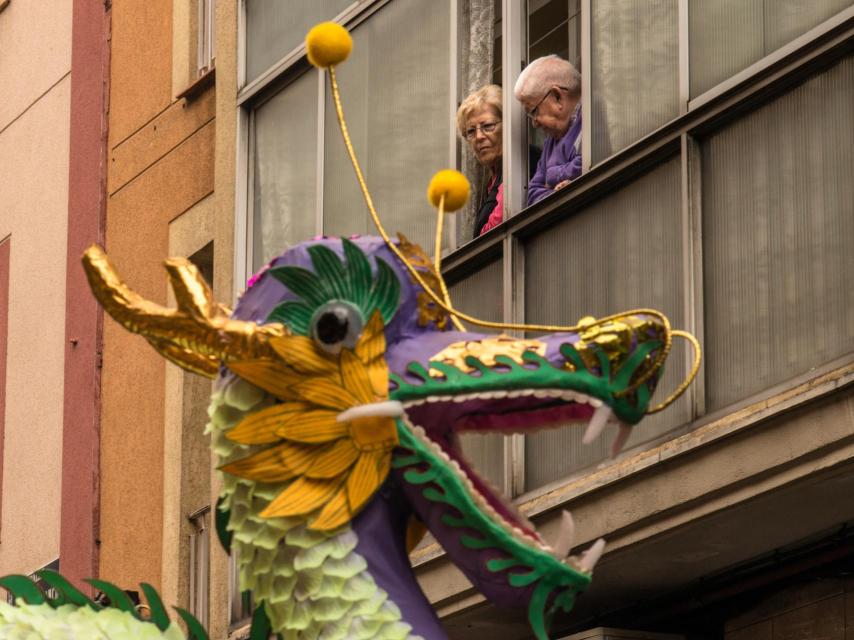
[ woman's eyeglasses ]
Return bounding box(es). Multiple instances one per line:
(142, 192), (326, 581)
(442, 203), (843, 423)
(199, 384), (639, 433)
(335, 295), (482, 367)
(464, 121), (501, 140)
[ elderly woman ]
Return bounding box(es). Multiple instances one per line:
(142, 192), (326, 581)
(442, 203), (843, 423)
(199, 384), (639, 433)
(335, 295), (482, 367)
(457, 85), (503, 238)
(514, 55), (582, 205)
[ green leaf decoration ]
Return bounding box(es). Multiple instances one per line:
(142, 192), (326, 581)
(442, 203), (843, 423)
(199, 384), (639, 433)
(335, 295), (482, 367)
(249, 602), (272, 640)
(85, 578), (140, 618)
(267, 301), (312, 335)
(270, 266), (328, 308)
(266, 239), (400, 334)
(367, 258), (401, 323)
(140, 582), (172, 632)
(36, 570), (99, 610)
(174, 606), (210, 640)
(0, 574), (47, 605)
(215, 494), (233, 553)
(342, 238), (371, 307)
(307, 245), (349, 300)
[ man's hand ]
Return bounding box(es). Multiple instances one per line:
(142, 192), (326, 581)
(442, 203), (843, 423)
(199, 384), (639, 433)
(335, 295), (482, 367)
(554, 179), (571, 191)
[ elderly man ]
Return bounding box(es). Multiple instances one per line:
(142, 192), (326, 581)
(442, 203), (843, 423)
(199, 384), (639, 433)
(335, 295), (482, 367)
(514, 55), (582, 206)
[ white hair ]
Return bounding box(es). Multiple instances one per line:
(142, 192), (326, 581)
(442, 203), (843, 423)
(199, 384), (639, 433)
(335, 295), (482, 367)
(514, 55), (581, 101)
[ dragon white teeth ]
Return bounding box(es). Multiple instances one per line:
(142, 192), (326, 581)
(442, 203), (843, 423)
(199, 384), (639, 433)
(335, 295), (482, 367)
(582, 405), (614, 445)
(610, 423), (632, 457)
(336, 400), (404, 422)
(579, 538), (606, 573)
(551, 510), (575, 559)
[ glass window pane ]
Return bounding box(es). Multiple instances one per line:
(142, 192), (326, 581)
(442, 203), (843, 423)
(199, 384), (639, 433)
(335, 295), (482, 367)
(702, 56), (854, 411)
(523, 157), (688, 490)
(591, 0), (680, 163)
(689, 0), (852, 97)
(449, 259), (506, 491)
(252, 71), (318, 271)
(323, 0), (451, 251)
(245, 0), (354, 83)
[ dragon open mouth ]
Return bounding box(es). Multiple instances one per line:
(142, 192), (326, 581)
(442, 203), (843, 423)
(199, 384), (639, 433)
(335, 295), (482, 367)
(388, 329), (666, 635)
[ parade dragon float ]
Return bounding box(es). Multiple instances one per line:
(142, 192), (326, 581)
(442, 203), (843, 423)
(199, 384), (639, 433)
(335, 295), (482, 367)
(0, 23), (699, 640)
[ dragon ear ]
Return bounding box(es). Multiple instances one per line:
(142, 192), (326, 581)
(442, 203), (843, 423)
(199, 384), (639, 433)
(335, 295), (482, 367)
(82, 245), (286, 377)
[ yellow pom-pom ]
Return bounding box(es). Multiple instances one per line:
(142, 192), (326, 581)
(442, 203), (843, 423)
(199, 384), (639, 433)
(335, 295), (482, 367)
(305, 22), (352, 68)
(427, 170), (470, 212)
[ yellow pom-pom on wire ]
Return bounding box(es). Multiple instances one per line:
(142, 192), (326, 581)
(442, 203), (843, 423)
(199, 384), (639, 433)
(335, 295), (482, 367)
(427, 170), (470, 212)
(305, 22), (352, 68)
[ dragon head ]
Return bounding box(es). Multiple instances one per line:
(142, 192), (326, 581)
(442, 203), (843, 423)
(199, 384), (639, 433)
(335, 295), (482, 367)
(81, 226), (687, 639)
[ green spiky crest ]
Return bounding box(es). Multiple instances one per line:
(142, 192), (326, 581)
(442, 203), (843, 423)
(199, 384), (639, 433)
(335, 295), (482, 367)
(0, 572), (208, 639)
(390, 341), (659, 425)
(267, 239), (400, 334)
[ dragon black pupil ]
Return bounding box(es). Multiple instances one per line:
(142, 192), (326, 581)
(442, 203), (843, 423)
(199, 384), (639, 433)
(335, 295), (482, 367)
(316, 308), (350, 345)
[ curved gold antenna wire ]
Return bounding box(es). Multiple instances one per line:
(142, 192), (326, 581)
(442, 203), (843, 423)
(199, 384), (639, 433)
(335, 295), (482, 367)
(646, 330), (702, 414)
(432, 194), (465, 331)
(307, 22), (697, 407)
(328, 64), (669, 398)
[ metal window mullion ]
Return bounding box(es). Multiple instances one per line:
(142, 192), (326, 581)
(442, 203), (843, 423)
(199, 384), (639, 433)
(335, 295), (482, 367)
(502, 0), (526, 219)
(681, 133), (706, 419)
(237, 0), (247, 90)
(233, 106), (251, 303)
(678, 0), (690, 113)
(316, 69), (326, 236)
(448, 0), (459, 252)
(504, 233), (526, 497)
(580, 0), (591, 173)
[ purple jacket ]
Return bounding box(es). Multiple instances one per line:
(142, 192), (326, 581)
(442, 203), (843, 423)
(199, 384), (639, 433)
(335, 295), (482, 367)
(526, 107), (582, 206)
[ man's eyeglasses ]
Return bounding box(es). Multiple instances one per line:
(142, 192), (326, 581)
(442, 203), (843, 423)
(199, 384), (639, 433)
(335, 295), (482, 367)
(464, 121), (501, 140)
(526, 86), (570, 120)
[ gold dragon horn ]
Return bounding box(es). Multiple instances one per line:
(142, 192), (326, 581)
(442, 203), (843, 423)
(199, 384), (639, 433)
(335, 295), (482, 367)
(82, 244), (286, 378)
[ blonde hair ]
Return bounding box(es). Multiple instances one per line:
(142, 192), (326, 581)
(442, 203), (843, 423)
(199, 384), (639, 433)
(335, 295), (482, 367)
(514, 55), (580, 101)
(456, 85), (502, 138)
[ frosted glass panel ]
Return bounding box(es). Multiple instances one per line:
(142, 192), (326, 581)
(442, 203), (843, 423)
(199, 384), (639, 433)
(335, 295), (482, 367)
(523, 158), (688, 489)
(689, 0), (853, 97)
(591, 0), (679, 163)
(252, 71), (318, 270)
(702, 56), (854, 410)
(323, 0), (451, 251)
(449, 259), (505, 490)
(245, 0), (354, 83)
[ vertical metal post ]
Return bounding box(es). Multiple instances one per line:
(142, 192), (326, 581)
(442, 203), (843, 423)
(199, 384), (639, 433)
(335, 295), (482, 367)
(681, 133), (705, 419)
(580, 0), (592, 172)
(502, 0), (526, 218)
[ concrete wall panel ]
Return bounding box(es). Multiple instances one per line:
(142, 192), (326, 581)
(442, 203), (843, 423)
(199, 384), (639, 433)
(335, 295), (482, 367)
(0, 0), (72, 131)
(0, 76), (71, 575)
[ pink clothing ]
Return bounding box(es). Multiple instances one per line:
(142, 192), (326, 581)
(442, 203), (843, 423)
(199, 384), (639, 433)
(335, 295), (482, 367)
(478, 177), (504, 236)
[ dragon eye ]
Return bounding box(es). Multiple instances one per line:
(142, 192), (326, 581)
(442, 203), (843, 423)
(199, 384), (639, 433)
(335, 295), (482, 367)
(310, 302), (364, 354)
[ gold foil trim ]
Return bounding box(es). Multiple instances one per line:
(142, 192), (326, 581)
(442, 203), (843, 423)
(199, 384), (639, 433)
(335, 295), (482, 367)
(396, 233), (452, 331)
(429, 335), (546, 375)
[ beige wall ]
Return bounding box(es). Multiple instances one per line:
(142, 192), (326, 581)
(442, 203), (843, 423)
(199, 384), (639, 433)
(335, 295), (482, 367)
(0, 1), (72, 576)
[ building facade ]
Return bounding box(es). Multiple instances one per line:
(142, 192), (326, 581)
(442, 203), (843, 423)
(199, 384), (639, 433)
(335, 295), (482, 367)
(0, 1), (852, 640)
(229, 1), (854, 639)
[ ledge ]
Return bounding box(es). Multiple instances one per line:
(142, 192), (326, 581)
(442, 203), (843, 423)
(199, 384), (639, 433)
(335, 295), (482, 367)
(176, 67), (216, 103)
